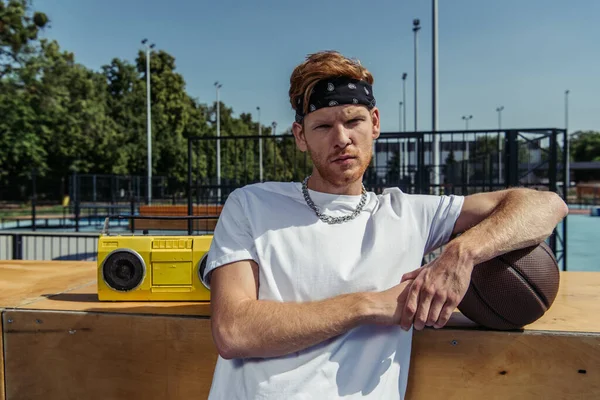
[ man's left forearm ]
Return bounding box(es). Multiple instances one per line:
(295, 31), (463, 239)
(444, 189), (568, 267)
(399, 188), (567, 331)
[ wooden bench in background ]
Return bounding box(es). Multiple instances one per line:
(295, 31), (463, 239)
(0, 261), (598, 399)
(132, 205), (223, 231)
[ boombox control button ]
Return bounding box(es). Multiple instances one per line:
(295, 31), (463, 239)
(152, 239), (193, 249)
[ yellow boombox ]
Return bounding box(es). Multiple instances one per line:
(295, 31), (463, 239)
(97, 220), (213, 301)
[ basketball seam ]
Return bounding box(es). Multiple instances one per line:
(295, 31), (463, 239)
(469, 281), (519, 329)
(539, 241), (557, 263)
(497, 254), (550, 309)
(508, 265), (549, 309)
(537, 242), (559, 305)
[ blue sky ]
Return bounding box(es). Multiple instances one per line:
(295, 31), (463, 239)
(37, 0), (599, 134)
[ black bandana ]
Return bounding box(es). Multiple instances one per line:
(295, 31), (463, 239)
(295, 77), (376, 123)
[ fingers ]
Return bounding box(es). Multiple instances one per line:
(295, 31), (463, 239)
(433, 294), (460, 329)
(425, 291), (446, 328)
(400, 280), (420, 331)
(399, 260), (467, 331)
(400, 269), (420, 283)
(413, 284), (435, 331)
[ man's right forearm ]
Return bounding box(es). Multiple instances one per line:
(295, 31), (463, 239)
(212, 291), (382, 360)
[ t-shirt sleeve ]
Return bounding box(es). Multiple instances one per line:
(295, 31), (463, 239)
(404, 192), (465, 255)
(201, 189), (258, 288)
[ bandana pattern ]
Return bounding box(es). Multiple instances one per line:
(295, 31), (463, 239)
(295, 77), (376, 123)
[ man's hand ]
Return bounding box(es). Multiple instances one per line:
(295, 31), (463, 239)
(398, 246), (474, 331)
(367, 279), (413, 326)
(396, 188), (567, 332)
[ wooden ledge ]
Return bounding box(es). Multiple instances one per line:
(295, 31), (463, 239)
(1, 261), (599, 334)
(1, 261), (599, 399)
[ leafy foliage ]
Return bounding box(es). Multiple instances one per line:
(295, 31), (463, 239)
(0, 1), (285, 200)
(570, 131), (600, 162)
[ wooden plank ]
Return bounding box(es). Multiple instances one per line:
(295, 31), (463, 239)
(0, 311), (5, 400)
(132, 218), (218, 232)
(446, 271), (600, 333)
(23, 283), (211, 317)
(0, 261), (210, 317)
(139, 204), (223, 215)
(4, 308), (599, 400)
(528, 271), (600, 332)
(3, 309), (218, 400)
(2, 261), (600, 332)
(406, 328), (600, 399)
(134, 204), (222, 230)
(19, 269), (600, 333)
(0, 261), (95, 308)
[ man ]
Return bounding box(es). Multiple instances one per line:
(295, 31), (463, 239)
(201, 51), (567, 399)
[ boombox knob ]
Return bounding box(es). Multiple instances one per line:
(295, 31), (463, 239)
(102, 250), (146, 292)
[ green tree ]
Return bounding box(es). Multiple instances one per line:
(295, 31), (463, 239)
(1, 0), (325, 202)
(102, 57), (149, 176)
(0, 0), (48, 78)
(570, 131), (600, 162)
(0, 76), (47, 183)
(32, 40), (116, 177)
(136, 50), (189, 185)
(0, 0), (50, 188)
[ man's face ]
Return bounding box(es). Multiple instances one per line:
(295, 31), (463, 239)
(292, 105), (380, 188)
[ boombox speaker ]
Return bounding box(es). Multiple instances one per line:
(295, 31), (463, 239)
(97, 223), (213, 301)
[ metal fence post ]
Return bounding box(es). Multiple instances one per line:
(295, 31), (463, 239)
(187, 137), (193, 235)
(418, 134), (426, 194)
(548, 130), (559, 263)
(74, 172), (80, 232)
(130, 197), (135, 233)
(31, 169), (37, 232)
(12, 234), (23, 260)
(505, 130), (519, 188)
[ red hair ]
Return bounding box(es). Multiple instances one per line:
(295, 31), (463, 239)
(289, 51), (374, 116)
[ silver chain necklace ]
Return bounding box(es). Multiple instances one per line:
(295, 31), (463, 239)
(302, 175), (368, 224)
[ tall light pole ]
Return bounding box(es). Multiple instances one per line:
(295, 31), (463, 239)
(462, 115), (473, 185)
(214, 81), (222, 203)
(496, 106), (504, 184)
(398, 101), (403, 180)
(462, 115), (473, 130)
(257, 106), (263, 182)
(496, 106), (504, 130)
(399, 102), (403, 132)
(413, 19), (421, 132)
(272, 121), (277, 181)
(565, 89), (570, 192)
(402, 73), (407, 132)
(141, 39), (155, 205)
(431, 0), (440, 194)
(413, 19), (421, 190)
(402, 72), (408, 178)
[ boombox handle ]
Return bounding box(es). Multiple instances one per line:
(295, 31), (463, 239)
(102, 217), (110, 236)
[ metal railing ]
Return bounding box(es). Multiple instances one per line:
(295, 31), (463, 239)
(0, 215), (219, 261)
(186, 128), (568, 270)
(0, 231), (100, 261)
(0, 128), (569, 270)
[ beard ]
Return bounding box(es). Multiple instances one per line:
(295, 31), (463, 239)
(306, 144), (373, 188)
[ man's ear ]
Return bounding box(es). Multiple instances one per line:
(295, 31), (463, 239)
(371, 107), (381, 140)
(292, 121), (308, 152)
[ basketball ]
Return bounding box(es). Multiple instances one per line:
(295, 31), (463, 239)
(457, 241), (560, 331)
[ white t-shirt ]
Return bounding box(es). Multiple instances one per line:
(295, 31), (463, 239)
(202, 181), (464, 400)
